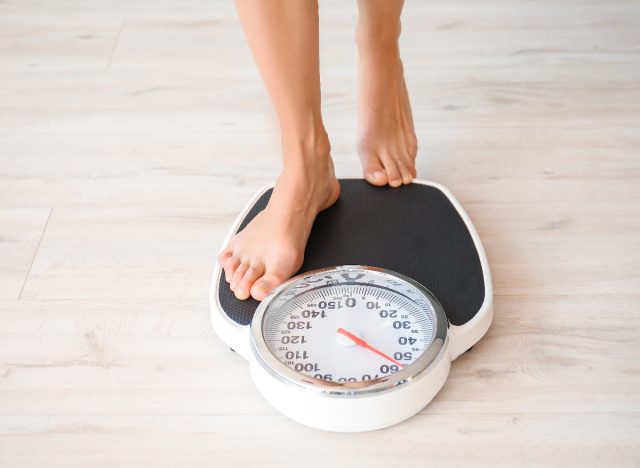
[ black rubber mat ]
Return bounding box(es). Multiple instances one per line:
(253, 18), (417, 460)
(217, 179), (485, 327)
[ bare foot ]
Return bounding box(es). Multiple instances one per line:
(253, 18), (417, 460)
(356, 36), (418, 188)
(218, 144), (340, 301)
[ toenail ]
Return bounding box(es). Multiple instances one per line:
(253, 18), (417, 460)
(255, 281), (269, 293)
(373, 170), (384, 179)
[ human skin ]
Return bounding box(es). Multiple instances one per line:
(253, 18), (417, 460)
(218, 0), (416, 301)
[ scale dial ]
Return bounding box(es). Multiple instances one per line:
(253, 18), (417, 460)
(251, 266), (448, 396)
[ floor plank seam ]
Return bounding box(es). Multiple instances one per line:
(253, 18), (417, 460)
(105, 19), (125, 72)
(18, 208), (53, 300)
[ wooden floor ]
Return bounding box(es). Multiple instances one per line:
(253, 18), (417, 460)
(1, 0), (639, 466)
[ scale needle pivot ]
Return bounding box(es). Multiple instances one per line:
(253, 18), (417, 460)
(336, 327), (405, 367)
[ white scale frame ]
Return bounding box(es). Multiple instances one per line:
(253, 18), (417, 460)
(209, 179), (493, 432)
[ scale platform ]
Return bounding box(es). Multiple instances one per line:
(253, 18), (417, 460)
(210, 178), (492, 362)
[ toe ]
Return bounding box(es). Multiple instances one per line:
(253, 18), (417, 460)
(409, 160), (417, 178)
(364, 160), (388, 186)
(234, 264), (265, 300)
(358, 148), (388, 186)
(250, 272), (284, 301)
(223, 256), (240, 283)
(380, 153), (403, 188)
(230, 262), (249, 291)
(217, 248), (232, 267)
(403, 146), (418, 178)
(397, 159), (415, 185)
(406, 133), (418, 161)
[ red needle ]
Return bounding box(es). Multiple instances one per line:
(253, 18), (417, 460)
(337, 327), (405, 367)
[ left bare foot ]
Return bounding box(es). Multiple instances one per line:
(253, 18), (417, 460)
(356, 34), (418, 187)
(218, 136), (340, 301)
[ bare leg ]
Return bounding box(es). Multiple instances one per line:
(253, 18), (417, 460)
(218, 0), (340, 301)
(356, 0), (418, 187)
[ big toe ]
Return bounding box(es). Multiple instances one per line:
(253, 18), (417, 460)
(250, 272), (284, 301)
(363, 162), (388, 186)
(359, 151), (388, 186)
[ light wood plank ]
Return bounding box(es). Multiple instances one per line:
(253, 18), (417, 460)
(0, 128), (638, 210)
(1, 295), (638, 416)
(1, 413), (638, 468)
(1, 71), (639, 136)
(19, 208), (223, 300)
(0, 18), (123, 72)
(15, 199), (639, 300)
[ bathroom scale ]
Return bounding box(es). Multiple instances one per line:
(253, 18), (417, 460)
(210, 178), (492, 432)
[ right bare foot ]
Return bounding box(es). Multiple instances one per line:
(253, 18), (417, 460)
(356, 24), (418, 188)
(218, 141), (340, 301)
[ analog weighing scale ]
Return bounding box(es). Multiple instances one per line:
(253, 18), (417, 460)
(210, 179), (492, 432)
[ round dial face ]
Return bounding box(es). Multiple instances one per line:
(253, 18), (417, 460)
(255, 267), (444, 387)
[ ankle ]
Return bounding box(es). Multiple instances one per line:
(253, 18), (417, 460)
(274, 159), (337, 216)
(280, 136), (335, 189)
(355, 21), (401, 54)
(281, 127), (331, 164)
